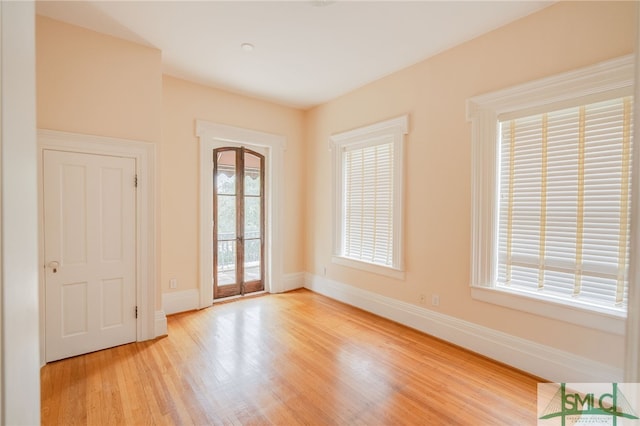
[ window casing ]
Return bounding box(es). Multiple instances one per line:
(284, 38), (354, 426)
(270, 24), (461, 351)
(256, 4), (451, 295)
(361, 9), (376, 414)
(467, 56), (634, 333)
(331, 115), (408, 279)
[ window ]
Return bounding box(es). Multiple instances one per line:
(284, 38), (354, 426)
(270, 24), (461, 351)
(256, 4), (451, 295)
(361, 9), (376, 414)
(499, 97), (632, 305)
(467, 56), (634, 332)
(330, 115), (408, 279)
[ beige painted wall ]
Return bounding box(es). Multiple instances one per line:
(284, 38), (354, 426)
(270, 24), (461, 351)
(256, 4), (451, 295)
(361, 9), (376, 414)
(36, 16), (162, 144)
(161, 75), (305, 295)
(304, 1), (636, 368)
(36, 16), (306, 308)
(36, 16), (164, 311)
(34, 1), (634, 374)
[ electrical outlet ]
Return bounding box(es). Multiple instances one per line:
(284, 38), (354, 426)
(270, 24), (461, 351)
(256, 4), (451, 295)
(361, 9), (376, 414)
(419, 294), (426, 304)
(170, 278), (177, 289)
(432, 294), (440, 306)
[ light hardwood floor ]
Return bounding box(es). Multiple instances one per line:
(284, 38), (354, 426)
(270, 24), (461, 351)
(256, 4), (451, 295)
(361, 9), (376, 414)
(41, 289), (541, 425)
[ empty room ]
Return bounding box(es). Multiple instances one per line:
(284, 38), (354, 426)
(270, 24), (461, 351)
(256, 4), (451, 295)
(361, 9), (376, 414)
(1, 0), (640, 424)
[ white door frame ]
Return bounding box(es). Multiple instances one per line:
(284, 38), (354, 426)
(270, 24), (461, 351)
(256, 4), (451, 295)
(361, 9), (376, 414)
(38, 129), (160, 365)
(196, 120), (286, 307)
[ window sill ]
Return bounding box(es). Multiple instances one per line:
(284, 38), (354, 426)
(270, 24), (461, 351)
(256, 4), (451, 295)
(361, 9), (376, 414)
(471, 285), (626, 335)
(332, 255), (405, 280)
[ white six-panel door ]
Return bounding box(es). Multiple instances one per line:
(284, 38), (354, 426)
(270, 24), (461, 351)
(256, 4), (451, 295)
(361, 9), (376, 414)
(43, 150), (137, 362)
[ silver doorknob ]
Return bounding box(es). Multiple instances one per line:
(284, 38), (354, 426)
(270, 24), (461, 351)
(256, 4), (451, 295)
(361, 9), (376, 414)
(47, 261), (59, 273)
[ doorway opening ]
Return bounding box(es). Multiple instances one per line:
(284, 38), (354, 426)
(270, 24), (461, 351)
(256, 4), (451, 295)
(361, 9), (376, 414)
(213, 147), (265, 299)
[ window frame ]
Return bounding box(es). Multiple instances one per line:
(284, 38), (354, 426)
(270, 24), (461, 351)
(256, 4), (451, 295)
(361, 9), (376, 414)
(466, 55), (634, 334)
(330, 115), (408, 280)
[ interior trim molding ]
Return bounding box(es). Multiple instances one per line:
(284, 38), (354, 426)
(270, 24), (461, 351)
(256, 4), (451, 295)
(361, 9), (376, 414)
(304, 273), (623, 383)
(466, 54), (634, 293)
(465, 55), (634, 331)
(329, 115), (409, 276)
(155, 310), (168, 337)
(161, 272), (305, 316)
(196, 120), (287, 308)
(282, 272), (305, 292)
(163, 289), (200, 315)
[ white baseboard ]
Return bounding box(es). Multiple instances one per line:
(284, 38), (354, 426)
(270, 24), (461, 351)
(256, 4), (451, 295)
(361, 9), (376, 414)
(154, 310), (167, 337)
(162, 272), (305, 315)
(281, 272), (305, 292)
(304, 273), (623, 383)
(163, 289), (200, 315)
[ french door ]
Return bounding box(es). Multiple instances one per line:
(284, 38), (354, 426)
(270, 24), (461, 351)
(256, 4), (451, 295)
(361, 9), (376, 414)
(213, 147), (265, 298)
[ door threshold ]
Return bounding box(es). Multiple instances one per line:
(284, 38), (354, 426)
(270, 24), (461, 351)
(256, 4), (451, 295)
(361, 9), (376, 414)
(212, 290), (268, 305)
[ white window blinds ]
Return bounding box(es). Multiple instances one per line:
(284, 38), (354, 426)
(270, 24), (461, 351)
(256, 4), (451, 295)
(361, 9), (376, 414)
(497, 96), (633, 308)
(342, 138), (394, 266)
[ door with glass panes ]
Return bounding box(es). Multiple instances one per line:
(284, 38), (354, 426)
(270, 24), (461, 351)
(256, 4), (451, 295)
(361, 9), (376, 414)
(213, 147), (265, 298)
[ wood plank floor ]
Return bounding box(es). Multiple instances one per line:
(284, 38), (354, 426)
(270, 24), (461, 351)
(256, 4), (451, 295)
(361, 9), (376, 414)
(41, 289), (541, 425)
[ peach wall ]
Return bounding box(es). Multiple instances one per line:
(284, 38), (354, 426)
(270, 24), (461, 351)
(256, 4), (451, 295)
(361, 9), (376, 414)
(36, 16), (306, 311)
(36, 16), (162, 144)
(161, 76), (305, 295)
(305, 1), (636, 369)
(36, 16), (164, 312)
(35, 1), (635, 375)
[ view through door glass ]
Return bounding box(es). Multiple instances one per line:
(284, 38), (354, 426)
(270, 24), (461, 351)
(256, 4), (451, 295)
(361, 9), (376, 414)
(213, 147), (265, 298)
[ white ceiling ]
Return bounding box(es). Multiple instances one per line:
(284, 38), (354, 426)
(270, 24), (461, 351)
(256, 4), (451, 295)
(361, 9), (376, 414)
(36, 1), (553, 109)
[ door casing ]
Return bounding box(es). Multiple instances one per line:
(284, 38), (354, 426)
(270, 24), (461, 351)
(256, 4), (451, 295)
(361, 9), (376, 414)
(197, 120), (286, 307)
(37, 129), (159, 365)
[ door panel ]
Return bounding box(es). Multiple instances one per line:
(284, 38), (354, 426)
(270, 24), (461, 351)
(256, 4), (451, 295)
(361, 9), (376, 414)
(101, 277), (125, 328)
(44, 150), (137, 362)
(61, 164), (88, 264)
(62, 281), (88, 336)
(213, 147), (264, 298)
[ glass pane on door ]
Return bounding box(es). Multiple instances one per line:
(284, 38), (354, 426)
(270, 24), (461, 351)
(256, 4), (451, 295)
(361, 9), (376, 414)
(244, 239), (261, 282)
(217, 241), (236, 285)
(216, 194), (237, 286)
(214, 149), (239, 295)
(216, 150), (236, 194)
(217, 195), (236, 238)
(244, 152), (261, 196)
(243, 150), (262, 284)
(244, 196), (261, 239)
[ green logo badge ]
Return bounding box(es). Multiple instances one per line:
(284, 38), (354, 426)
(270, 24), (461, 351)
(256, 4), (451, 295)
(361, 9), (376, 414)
(538, 383), (640, 426)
